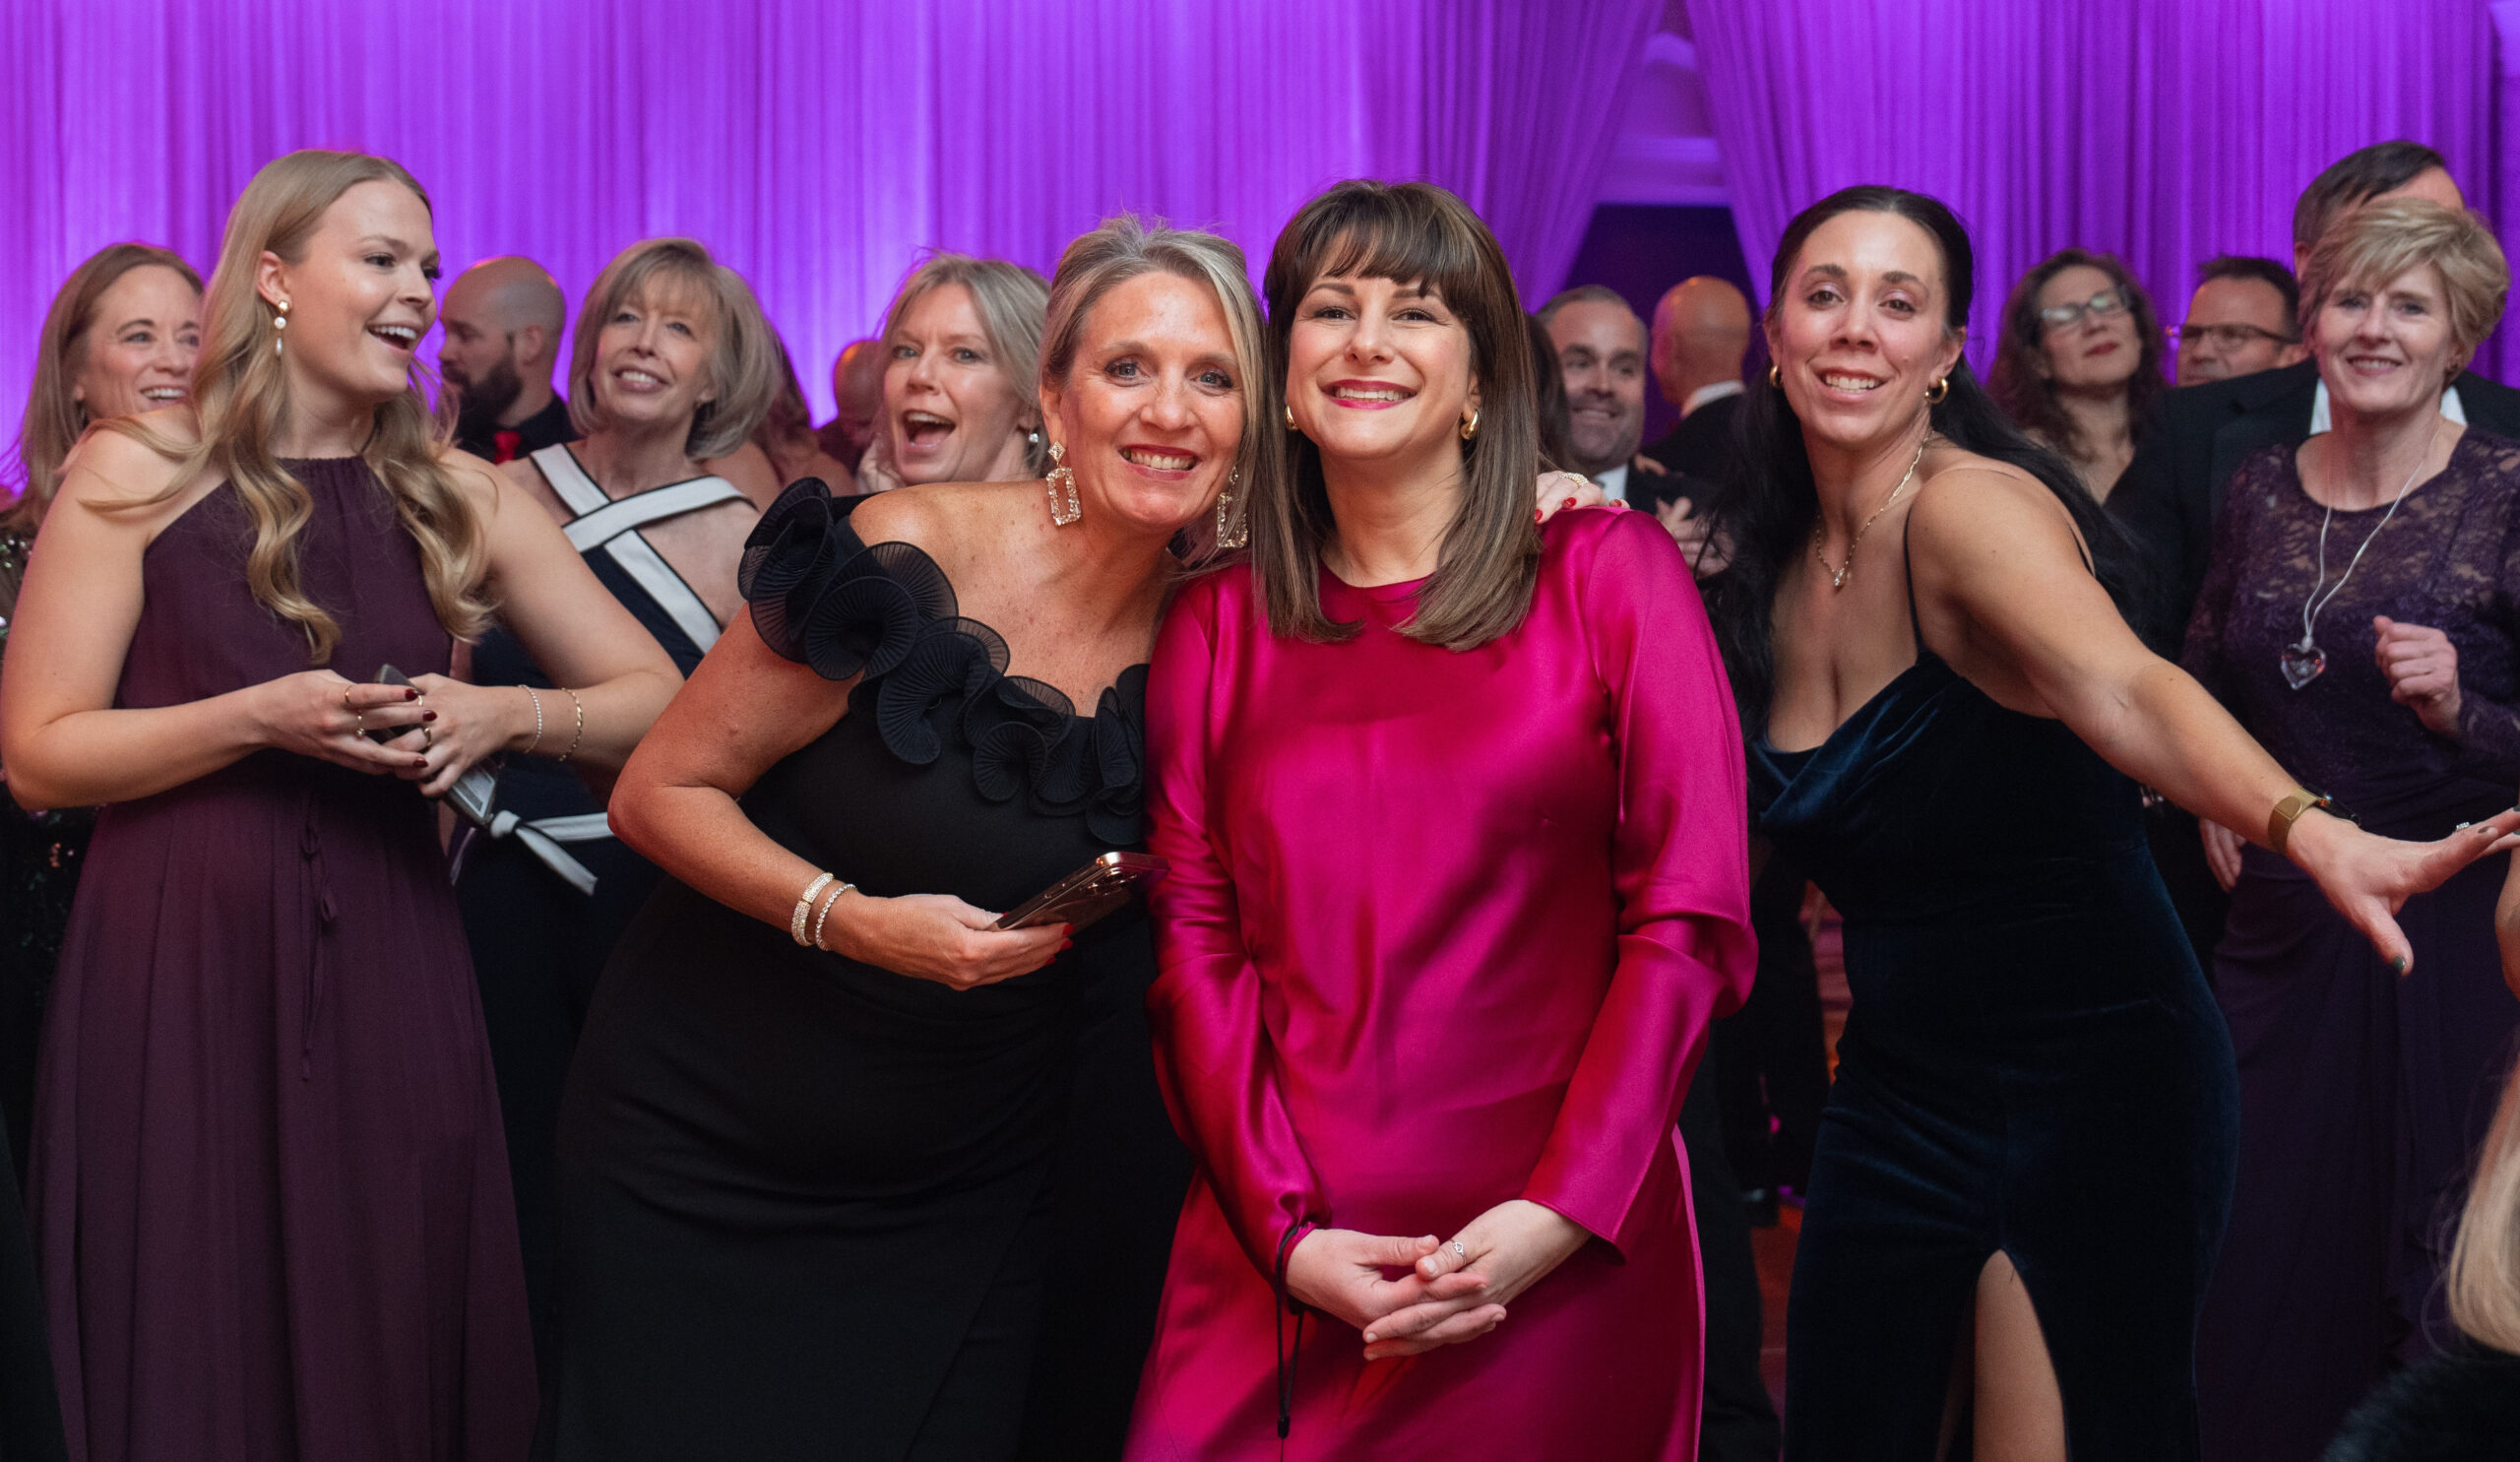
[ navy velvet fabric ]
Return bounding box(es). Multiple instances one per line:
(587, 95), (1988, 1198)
(1750, 649), (2239, 1461)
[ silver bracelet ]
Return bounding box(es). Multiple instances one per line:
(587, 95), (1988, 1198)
(522, 687), (545, 755)
(790, 872), (836, 945)
(809, 880), (854, 950)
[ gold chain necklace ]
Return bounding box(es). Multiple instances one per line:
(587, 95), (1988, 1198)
(1811, 433), (1932, 591)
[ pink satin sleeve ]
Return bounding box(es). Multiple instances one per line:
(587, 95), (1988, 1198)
(1520, 511), (1756, 1254)
(1143, 586), (1327, 1277)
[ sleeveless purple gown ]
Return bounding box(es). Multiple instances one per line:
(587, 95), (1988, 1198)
(29, 459), (536, 1462)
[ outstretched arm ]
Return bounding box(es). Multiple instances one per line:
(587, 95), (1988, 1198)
(1909, 465), (2519, 973)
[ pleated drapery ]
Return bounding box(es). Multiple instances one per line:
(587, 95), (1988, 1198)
(0, 0), (1661, 443)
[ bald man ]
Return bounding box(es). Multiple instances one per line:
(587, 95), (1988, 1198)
(1642, 276), (1752, 480)
(439, 256), (572, 463)
(815, 338), (886, 471)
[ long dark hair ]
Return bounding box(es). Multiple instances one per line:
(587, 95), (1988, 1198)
(1986, 247), (2164, 461)
(1704, 186), (2141, 737)
(1254, 180), (1541, 652)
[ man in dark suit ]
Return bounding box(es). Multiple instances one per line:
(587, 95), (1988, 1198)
(1641, 277), (1751, 503)
(2112, 139), (2520, 967)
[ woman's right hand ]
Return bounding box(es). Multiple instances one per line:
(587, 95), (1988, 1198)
(820, 891), (1069, 989)
(2288, 805), (2520, 974)
(1286, 1228), (1499, 1356)
(249, 670), (434, 777)
(2200, 817), (2244, 892)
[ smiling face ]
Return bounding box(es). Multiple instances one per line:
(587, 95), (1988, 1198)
(70, 264), (201, 419)
(2311, 262), (2462, 420)
(1767, 210), (1965, 452)
(1041, 271), (1243, 538)
(590, 273), (719, 442)
(2033, 263), (2142, 392)
(1285, 273), (1478, 476)
(258, 179), (440, 413)
(884, 282), (1035, 484)
(2177, 274), (2302, 385)
(1547, 297), (1646, 475)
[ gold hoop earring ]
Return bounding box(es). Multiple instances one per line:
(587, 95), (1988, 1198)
(273, 298), (290, 356)
(1215, 468), (1248, 549)
(1284, 405), (1298, 433)
(1044, 442), (1081, 526)
(1925, 376), (1950, 405)
(1768, 363), (1782, 388)
(1459, 408), (1480, 442)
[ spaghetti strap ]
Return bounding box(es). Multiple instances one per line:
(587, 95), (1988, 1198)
(1899, 511), (1927, 662)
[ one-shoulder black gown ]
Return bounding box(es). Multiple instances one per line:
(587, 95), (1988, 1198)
(549, 485), (1187, 1461)
(1747, 556), (2239, 1460)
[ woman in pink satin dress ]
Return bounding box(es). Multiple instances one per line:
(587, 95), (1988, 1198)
(1128, 179), (1756, 1460)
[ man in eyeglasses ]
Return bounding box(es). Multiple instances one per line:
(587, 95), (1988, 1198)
(2172, 256), (2308, 387)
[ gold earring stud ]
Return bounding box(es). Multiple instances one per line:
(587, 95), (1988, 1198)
(1459, 408), (1480, 442)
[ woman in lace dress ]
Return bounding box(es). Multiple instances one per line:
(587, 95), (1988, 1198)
(2184, 200), (2520, 1461)
(546, 218), (1261, 1462)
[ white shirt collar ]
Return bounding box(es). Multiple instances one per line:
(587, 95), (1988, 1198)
(1593, 463), (1630, 505)
(2308, 378), (2465, 435)
(1681, 380), (1744, 416)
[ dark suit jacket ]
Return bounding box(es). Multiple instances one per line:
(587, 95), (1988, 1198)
(2110, 360), (2520, 651)
(1641, 393), (1741, 515)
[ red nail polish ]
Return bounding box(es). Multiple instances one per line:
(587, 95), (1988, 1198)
(1563, 496), (1577, 509)
(405, 688), (420, 701)
(413, 757), (430, 769)
(421, 711), (438, 723)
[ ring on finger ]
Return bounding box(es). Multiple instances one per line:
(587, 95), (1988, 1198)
(352, 710), (365, 734)
(420, 726), (434, 749)
(1449, 1240), (1466, 1258)
(340, 686), (353, 712)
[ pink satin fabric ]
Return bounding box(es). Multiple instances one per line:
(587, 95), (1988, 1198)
(1128, 508), (1755, 1460)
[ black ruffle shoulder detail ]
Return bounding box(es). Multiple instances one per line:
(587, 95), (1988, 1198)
(737, 479), (1149, 845)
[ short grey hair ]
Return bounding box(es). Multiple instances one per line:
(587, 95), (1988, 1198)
(568, 237), (782, 460)
(2300, 198), (2508, 359)
(1039, 216), (1280, 565)
(1536, 284), (1636, 331)
(881, 252), (1052, 476)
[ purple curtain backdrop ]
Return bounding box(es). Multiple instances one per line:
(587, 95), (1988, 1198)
(1685, 0), (2504, 377)
(0, 0), (1660, 458)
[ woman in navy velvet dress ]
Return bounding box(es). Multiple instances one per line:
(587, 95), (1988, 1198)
(1706, 186), (2519, 1461)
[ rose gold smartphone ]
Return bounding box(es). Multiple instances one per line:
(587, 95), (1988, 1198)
(994, 852), (1168, 931)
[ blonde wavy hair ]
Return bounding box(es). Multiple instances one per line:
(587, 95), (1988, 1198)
(106, 150), (490, 664)
(2448, 1052), (2520, 1355)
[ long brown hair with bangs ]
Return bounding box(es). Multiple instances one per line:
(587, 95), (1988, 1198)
(104, 150), (490, 664)
(1256, 180), (1541, 651)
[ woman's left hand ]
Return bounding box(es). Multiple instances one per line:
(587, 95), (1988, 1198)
(2289, 803), (2520, 975)
(1356, 1198), (1589, 1361)
(2374, 616), (2463, 737)
(387, 674), (529, 798)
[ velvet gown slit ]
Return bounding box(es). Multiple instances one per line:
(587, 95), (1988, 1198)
(1749, 527), (2239, 1461)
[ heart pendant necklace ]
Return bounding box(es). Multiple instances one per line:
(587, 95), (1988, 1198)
(2285, 424), (2433, 690)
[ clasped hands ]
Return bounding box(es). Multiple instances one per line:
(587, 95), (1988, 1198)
(1285, 1198), (1589, 1363)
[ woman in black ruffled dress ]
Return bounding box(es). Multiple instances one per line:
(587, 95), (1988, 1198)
(546, 219), (1265, 1461)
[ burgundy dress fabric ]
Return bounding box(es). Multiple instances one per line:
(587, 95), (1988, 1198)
(2182, 431), (2520, 1462)
(30, 459), (536, 1462)
(1128, 508), (1755, 1460)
